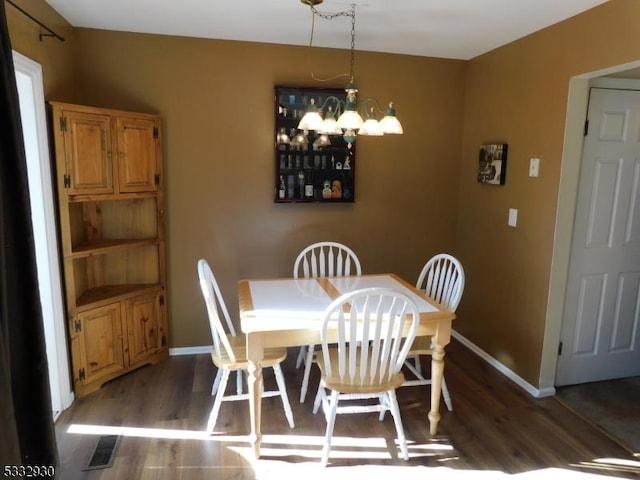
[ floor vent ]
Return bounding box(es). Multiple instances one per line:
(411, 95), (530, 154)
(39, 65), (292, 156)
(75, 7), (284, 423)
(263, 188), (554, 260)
(83, 435), (121, 471)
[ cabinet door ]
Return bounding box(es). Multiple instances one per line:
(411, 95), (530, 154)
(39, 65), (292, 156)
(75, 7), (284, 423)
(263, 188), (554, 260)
(76, 303), (125, 385)
(62, 111), (113, 195)
(116, 116), (160, 193)
(124, 292), (163, 365)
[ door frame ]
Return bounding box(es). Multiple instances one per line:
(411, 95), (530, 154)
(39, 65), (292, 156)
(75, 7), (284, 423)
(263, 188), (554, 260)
(13, 50), (73, 418)
(541, 62), (640, 392)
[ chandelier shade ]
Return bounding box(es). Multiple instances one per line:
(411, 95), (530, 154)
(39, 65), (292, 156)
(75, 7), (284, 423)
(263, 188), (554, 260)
(319, 106), (342, 134)
(297, 98), (324, 131)
(379, 103), (404, 134)
(358, 109), (383, 136)
(336, 108), (364, 131)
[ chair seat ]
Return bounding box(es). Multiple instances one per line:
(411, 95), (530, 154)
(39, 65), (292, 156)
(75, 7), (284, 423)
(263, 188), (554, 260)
(211, 334), (287, 371)
(317, 348), (406, 394)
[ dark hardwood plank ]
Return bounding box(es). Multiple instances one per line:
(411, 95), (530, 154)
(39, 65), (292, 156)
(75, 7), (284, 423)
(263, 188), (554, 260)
(54, 340), (640, 479)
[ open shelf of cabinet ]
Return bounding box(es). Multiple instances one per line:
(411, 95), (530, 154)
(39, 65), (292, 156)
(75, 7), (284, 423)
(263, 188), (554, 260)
(70, 238), (161, 258)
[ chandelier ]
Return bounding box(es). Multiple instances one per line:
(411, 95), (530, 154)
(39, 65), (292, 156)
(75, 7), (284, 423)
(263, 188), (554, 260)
(297, 0), (404, 147)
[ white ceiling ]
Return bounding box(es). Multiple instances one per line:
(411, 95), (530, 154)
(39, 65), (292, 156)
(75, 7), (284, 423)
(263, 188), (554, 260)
(44, 0), (610, 60)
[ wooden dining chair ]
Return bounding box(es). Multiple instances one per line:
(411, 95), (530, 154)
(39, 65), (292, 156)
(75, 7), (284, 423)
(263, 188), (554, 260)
(402, 253), (465, 411)
(293, 241), (362, 403)
(197, 259), (295, 433)
(312, 287), (420, 466)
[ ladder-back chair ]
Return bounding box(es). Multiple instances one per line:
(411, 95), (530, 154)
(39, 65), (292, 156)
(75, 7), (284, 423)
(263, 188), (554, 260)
(312, 287), (420, 466)
(197, 259), (295, 432)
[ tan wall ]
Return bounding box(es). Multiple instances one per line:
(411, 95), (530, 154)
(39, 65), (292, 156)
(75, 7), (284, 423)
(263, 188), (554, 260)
(6, 0), (78, 100)
(67, 29), (467, 347)
(457, 0), (640, 386)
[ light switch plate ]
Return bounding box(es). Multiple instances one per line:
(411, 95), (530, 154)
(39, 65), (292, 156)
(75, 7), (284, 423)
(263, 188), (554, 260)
(529, 157), (540, 177)
(508, 208), (518, 227)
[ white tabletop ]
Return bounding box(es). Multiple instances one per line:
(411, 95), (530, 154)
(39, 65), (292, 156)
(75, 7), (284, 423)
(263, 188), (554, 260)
(244, 277), (332, 319)
(241, 274), (438, 332)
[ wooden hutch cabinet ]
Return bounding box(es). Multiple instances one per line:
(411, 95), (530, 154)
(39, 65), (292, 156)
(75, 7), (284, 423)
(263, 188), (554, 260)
(49, 102), (168, 397)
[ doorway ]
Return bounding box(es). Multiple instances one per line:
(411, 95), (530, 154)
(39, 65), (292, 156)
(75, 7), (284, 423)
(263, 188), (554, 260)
(541, 68), (640, 393)
(13, 50), (73, 419)
(556, 86), (640, 386)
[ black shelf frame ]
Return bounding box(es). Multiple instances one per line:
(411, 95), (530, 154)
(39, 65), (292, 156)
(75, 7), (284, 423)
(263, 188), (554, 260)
(275, 86), (356, 203)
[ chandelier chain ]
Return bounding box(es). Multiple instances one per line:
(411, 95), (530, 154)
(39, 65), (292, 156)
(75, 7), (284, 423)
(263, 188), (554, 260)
(310, 5), (352, 21)
(349, 4), (356, 83)
(306, 3), (356, 83)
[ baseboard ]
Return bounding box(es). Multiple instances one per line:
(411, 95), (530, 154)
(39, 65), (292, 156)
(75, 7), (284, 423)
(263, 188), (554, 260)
(169, 345), (211, 356)
(452, 331), (555, 398)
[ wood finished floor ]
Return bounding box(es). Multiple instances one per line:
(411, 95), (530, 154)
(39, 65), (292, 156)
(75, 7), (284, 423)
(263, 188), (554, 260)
(54, 339), (640, 479)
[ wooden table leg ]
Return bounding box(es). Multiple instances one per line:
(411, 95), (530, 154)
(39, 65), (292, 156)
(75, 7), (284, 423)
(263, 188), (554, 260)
(428, 343), (445, 435)
(246, 332), (264, 458)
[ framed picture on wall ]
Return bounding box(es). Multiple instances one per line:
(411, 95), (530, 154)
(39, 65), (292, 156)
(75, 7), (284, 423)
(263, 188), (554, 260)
(478, 143), (508, 185)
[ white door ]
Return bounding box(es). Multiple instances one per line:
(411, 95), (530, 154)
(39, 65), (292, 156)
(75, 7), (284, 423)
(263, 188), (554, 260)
(556, 87), (640, 386)
(13, 51), (73, 418)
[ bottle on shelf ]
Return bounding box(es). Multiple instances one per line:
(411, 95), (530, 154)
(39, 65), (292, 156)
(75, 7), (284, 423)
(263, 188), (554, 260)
(305, 171), (314, 198)
(287, 175), (295, 199)
(298, 171), (305, 200)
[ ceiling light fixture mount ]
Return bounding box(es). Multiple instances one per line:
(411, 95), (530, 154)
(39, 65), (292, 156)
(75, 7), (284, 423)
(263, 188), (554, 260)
(297, 0), (403, 146)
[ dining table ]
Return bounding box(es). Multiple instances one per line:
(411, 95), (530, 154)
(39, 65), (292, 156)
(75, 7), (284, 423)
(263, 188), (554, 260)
(237, 273), (456, 458)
